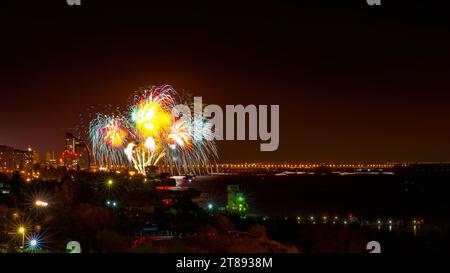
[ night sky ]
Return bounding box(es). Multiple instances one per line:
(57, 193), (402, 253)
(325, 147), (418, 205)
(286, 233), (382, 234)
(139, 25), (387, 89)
(1, 1), (449, 163)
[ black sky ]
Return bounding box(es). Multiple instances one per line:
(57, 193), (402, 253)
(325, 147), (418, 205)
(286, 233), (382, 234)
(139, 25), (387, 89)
(1, 1), (450, 163)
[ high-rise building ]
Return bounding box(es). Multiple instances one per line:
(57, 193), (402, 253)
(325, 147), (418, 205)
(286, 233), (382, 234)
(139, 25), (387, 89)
(45, 151), (62, 169)
(45, 152), (52, 163)
(62, 133), (90, 170)
(32, 150), (40, 165)
(0, 145), (14, 171)
(13, 148), (33, 171)
(0, 145), (33, 172)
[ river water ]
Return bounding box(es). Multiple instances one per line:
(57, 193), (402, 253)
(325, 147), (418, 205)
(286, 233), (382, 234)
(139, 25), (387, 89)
(190, 174), (449, 221)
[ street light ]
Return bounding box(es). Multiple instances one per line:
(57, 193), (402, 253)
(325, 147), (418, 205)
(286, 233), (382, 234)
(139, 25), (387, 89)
(18, 226), (25, 248)
(27, 233), (43, 252)
(30, 239), (38, 247)
(35, 200), (48, 207)
(106, 200), (117, 208)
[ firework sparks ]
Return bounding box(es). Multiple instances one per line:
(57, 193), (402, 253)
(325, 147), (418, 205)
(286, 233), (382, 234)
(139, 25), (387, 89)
(89, 85), (217, 175)
(89, 114), (132, 168)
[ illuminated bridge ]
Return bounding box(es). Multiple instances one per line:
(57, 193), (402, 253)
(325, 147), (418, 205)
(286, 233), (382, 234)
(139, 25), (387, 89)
(159, 163), (402, 174)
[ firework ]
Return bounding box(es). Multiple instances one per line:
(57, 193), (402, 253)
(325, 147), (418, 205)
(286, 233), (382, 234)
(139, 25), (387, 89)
(89, 85), (217, 175)
(163, 117), (218, 174)
(89, 114), (132, 167)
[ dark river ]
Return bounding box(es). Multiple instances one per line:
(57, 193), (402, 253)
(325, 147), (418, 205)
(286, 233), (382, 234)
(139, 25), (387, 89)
(190, 174), (450, 221)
